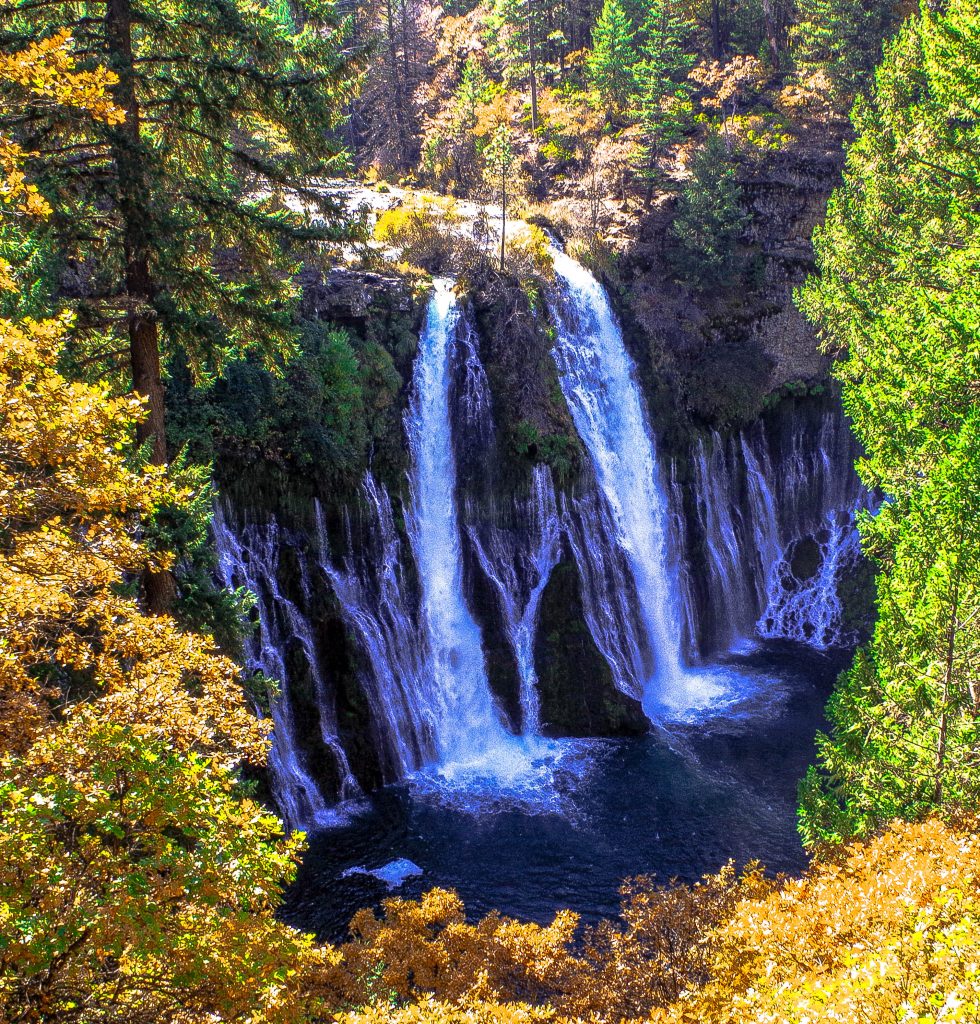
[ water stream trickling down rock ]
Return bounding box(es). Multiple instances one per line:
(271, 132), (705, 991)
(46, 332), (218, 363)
(213, 252), (870, 916)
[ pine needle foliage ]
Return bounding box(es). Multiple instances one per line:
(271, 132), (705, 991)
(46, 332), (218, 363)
(0, 0), (361, 461)
(798, 0), (980, 842)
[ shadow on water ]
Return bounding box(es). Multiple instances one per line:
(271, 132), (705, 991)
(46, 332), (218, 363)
(282, 641), (850, 941)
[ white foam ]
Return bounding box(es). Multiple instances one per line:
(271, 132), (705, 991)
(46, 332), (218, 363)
(342, 858), (424, 889)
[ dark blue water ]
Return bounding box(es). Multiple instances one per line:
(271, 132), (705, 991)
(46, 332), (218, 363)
(283, 642), (845, 939)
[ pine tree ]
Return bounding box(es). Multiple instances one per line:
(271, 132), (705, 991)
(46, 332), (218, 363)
(586, 0), (638, 111)
(354, 0), (427, 171)
(792, 0), (894, 95)
(0, 1), (358, 464)
(667, 134), (749, 289)
(635, 0), (695, 182)
(484, 123), (516, 270)
(798, 0), (980, 843)
(488, 0), (555, 130)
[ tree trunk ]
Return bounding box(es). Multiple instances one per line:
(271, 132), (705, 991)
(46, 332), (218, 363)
(935, 525), (965, 805)
(527, 0), (539, 132)
(499, 168), (507, 272)
(711, 0), (724, 59)
(762, 0), (782, 69)
(384, 0), (409, 167)
(107, 0), (177, 615)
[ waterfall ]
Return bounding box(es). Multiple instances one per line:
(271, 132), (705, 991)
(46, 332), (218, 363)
(451, 305), (562, 735)
(212, 505), (358, 829)
(304, 278), (570, 807)
(667, 459), (701, 659)
(467, 465), (562, 734)
(686, 411), (867, 654)
(314, 476), (434, 779)
(546, 249), (722, 717)
(690, 434), (760, 649)
(402, 278), (517, 772)
(209, 255), (870, 813)
(561, 489), (650, 698)
(758, 508), (862, 648)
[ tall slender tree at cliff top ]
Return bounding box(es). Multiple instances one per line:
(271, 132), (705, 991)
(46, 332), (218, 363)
(0, 0), (359, 472)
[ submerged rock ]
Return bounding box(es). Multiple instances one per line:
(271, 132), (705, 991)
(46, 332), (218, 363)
(342, 858), (424, 889)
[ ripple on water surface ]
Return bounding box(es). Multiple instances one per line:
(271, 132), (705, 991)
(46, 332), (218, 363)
(282, 642), (848, 940)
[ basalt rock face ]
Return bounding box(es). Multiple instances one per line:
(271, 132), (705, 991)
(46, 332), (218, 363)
(204, 265), (422, 527)
(602, 127), (851, 443)
(535, 551), (647, 737)
(205, 268), (426, 803)
(205, 235), (873, 823)
(455, 267), (638, 738)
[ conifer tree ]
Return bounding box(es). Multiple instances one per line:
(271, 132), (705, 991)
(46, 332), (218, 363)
(792, 0), (893, 95)
(586, 0), (638, 110)
(668, 133), (748, 288)
(798, 0), (980, 842)
(0, 1), (358, 464)
(488, 0), (554, 130)
(635, 0), (695, 182)
(0, 0), (358, 610)
(354, 0), (427, 171)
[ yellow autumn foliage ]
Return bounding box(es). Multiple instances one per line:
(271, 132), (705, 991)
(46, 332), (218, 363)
(655, 817), (980, 1024)
(0, 27), (123, 126)
(336, 995), (555, 1024)
(0, 308), (346, 1024)
(0, 17), (122, 286)
(0, 716), (334, 1024)
(319, 887), (580, 1008)
(318, 819), (980, 1024)
(0, 20), (343, 1024)
(0, 312), (265, 762)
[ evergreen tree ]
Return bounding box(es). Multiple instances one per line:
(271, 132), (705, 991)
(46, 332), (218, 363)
(483, 121), (517, 270)
(586, 0), (638, 110)
(487, 0), (559, 130)
(792, 0), (894, 96)
(635, 0), (695, 182)
(444, 57), (493, 189)
(798, 0), (980, 843)
(354, 0), (427, 171)
(667, 134), (749, 289)
(0, 1), (358, 466)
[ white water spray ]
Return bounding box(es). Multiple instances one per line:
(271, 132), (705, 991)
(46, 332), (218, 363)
(315, 478), (434, 778)
(467, 465), (562, 734)
(401, 278), (573, 793)
(547, 249), (726, 717)
(212, 505), (358, 829)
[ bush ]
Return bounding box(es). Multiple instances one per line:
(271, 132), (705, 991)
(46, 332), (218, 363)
(374, 198), (466, 273)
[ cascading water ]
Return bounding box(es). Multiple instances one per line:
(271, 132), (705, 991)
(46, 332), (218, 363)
(212, 246), (870, 821)
(466, 465), (562, 734)
(449, 307), (563, 735)
(314, 477), (434, 779)
(212, 505), (358, 828)
(303, 278), (581, 810)
(546, 249), (724, 717)
(403, 279), (528, 779)
(758, 508), (862, 648)
(690, 434), (761, 649)
(685, 411), (867, 654)
(561, 489), (650, 698)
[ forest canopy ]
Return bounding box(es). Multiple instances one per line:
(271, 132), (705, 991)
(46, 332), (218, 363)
(1, 0), (980, 1022)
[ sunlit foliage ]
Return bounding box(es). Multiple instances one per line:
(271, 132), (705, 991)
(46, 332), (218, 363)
(798, 0), (980, 841)
(0, 310), (342, 1023)
(0, 46), (332, 1018)
(651, 818), (980, 1023)
(0, 16), (121, 290)
(323, 819), (980, 1024)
